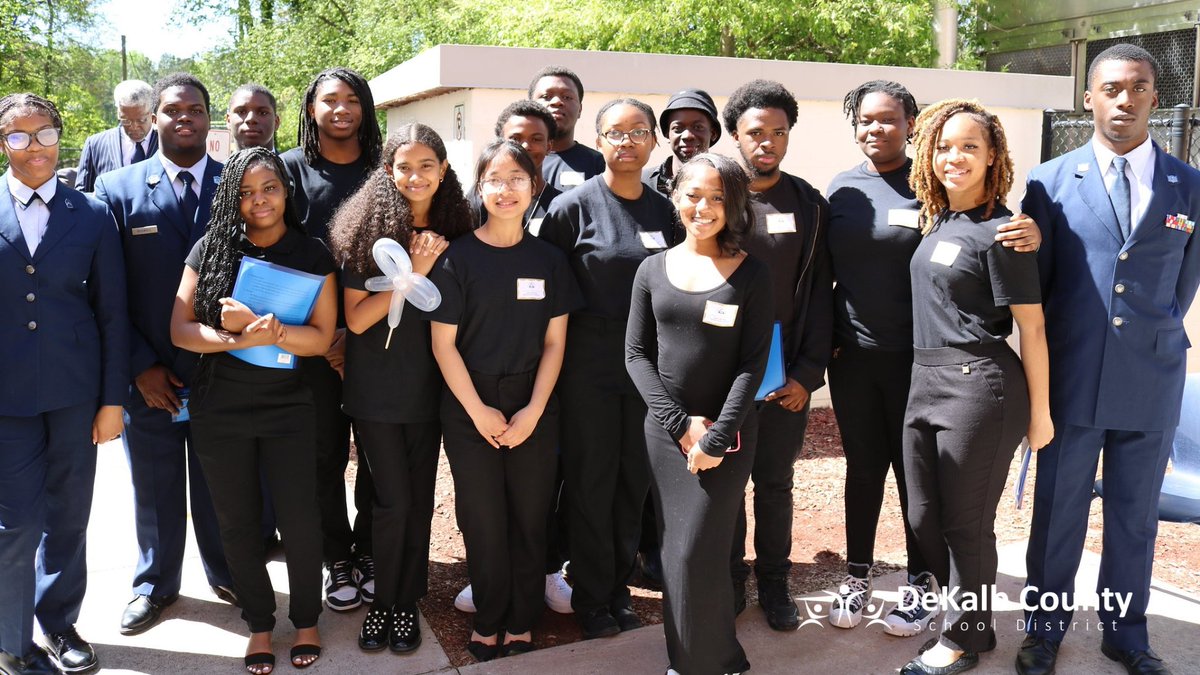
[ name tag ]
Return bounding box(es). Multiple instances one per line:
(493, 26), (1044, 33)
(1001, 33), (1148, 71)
(561, 171), (585, 187)
(930, 241), (962, 266)
(517, 278), (546, 300)
(639, 231), (668, 249)
(888, 209), (920, 229)
(132, 225), (158, 236)
(766, 212), (796, 234)
(527, 217), (545, 236)
(702, 300), (738, 327)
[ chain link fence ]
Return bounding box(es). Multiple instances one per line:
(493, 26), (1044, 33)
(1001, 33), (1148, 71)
(1042, 107), (1200, 167)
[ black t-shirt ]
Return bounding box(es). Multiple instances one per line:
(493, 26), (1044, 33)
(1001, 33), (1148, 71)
(827, 160), (923, 351)
(910, 204), (1041, 349)
(625, 253), (774, 457)
(184, 228), (336, 368)
(469, 182), (563, 235)
(280, 148), (371, 243)
(425, 232), (582, 376)
(542, 142), (606, 193)
(538, 176), (677, 321)
(341, 265), (442, 424)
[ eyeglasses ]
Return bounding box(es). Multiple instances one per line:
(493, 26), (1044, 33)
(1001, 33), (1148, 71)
(3, 128), (60, 150)
(479, 176), (532, 194)
(118, 114), (151, 128)
(601, 128), (652, 145)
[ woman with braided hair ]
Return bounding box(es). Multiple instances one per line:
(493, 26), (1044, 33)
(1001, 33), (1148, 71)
(328, 123), (472, 655)
(170, 147), (338, 674)
(897, 99), (1052, 675)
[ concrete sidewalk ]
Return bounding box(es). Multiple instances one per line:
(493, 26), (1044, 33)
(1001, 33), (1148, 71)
(75, 440), (1200, 674)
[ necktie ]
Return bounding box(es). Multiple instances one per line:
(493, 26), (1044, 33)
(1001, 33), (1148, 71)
(179, 171), (199, 226)
(1111, 156), (1132, 241)
(17, 191), (43, 209)
(131, 141), (146, 164)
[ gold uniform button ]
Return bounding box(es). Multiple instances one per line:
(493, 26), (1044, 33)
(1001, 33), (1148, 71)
(1114, 284), (1126, 294)
(1118, 252), (1129, 261)
(1112, 317), (1124, 327)
(25, 264), (35, 274)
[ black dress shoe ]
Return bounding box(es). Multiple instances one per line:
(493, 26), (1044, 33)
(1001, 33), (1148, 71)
(119, 594), (178, 635)
(0, 646), (62, 675)
(358, 607), (390, 651)
(43, 627), (96, 673)
(899, 652), (979, 675)
(465, 640), (499, 662)
(500, 640), (534, 657)
(389, 605), (421, 653)
(211, 585), (241, 607)
(1101, 643), (1172, 674)
(1016, 635), (1060, 675)
(757, 578), (799, 631)
(578, 607), (620, 639)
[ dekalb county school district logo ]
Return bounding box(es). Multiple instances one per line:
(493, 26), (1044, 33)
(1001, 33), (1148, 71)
(798, 590), (891, 630)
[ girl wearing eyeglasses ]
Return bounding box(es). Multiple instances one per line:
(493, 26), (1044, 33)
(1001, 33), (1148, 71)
(426, 140), (581, 661)
(0, 93), (129, 675)
(535, 98), (677, 640)
(328, 124), (472, 655)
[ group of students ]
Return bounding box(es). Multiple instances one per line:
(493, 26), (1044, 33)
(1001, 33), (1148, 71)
(1, 40), (1195, 675)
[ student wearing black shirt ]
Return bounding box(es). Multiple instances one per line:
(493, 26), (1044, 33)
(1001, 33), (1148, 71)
(722, 79), (832, 630)
(626, 153), (772, 675)
(529, 66), (605, 192)
(281, 67), (383, 612)
(170, 148), (338, 673)
(825, 81), (1043, 634)
(329, 124), (473, 655)
(428, 141), (581, 661)
(470, 100), (562, 232)
(227, 84), (281, 151)
(643, 89), (721, 198)
(539, 98), (677, 640)
(898, 100), (1052, 675)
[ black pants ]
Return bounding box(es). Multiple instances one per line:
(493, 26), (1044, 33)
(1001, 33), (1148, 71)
(731, 401), (808, 583)
(904, 343), (1028, 653)
(828, 342), (926, 573)
(190, 360), (323, 633)
(559, 317), (650, 613)
(651, 412), (756, 675)
(355, 419), (440, 607)
(442, 372), (558, 637)
(305, 358), (373, 563)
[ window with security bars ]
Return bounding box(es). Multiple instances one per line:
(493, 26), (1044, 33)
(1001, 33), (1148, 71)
(1086, 29), (1196, 107)
(986, 44), (1072, 77)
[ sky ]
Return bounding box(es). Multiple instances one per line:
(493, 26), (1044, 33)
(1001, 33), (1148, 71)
(96, 0), (234, 61)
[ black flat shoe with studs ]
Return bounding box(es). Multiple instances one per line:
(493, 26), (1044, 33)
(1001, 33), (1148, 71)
(390, 605), (422, 653)
(358, 607), (390, 651)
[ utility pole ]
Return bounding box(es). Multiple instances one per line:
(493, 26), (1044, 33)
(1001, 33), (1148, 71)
(121, 35), (128, 80)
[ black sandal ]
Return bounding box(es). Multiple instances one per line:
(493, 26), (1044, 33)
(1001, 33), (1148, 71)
(244, 652), (275, 674)
(289, 644), (321, 669)
(466, 639), (500, 662)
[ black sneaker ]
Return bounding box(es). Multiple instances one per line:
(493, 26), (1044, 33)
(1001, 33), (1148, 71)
(578, 607), (620, 639)
(353, 551), (376, 604)
(758, 578), (799, 631)
(828, 572), (872, 629)
(358, 607), (390, 651)
(389, 604), (421, 653)
(885, 572), (940, 637)
(324, 560), (362, 611)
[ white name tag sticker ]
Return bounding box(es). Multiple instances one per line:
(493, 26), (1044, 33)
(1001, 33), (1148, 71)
(527, 217), (544, 236)
(276, 352), (293, 365)
(888, 209), (920, 229)
(702, 300), (739, 327)
(930, 241), (962, 266)
(132, 225), (158, 236)
(639, 231), (668, 249)
(517, 278), (546, 300)
(560, 171), (585, 187)
(766, 212), (797, 234)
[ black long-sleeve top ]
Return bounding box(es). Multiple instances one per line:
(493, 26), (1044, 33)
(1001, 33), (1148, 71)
(625, 253), (774, 458)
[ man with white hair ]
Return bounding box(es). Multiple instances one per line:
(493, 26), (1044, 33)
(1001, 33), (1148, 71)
(74, 80), (158, 192)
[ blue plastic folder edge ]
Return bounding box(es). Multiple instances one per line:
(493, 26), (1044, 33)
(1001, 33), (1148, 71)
(228, 256), (325, 370)
(755, 322), (786, 401)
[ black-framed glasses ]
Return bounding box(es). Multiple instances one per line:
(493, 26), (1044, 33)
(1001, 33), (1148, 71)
(3, 128), (60, 150)
(601, 128), (652, 145)
(479, 176), (532, 194)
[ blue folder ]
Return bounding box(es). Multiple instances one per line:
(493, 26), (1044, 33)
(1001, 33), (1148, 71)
(755, 321), (786, 401)
(229, 256), (326, 369)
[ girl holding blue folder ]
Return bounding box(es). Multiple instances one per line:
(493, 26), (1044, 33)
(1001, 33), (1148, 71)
(170, 147), (337, 674)
(625, 153), (773, 675)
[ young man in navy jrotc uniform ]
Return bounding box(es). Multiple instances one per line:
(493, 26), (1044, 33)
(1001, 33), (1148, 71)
(1019, 44), (1200, 675)
(93, 73), (235, 636)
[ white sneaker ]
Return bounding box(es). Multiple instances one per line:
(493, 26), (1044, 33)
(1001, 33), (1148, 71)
(454, 584), (476, 613)
(324, 560), (362, 611)
(544, 571), (573, 614)
(884, 572), (940, 637)
(828, 573), (871, 628)
(353, 552), (375, 604)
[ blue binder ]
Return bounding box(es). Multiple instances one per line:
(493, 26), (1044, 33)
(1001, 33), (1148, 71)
(229, 256), (326, 369)
(755, 321), (785, 401)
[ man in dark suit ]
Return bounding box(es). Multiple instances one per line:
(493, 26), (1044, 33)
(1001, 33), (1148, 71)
(93, 72), (235, 637)
(73, 80), (158, 193)
(1019, 44), (1200, 675)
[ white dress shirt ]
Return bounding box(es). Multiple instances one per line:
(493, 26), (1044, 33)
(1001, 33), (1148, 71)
(158, 154), (207, 202)
(1092, 134), (1155, 232)
(120, 127), (152, 166)
(7, 171), (57, 256)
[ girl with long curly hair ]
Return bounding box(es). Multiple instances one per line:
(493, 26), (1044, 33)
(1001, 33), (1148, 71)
(327, 123), (472, 655)
(170, 147), (338, 674)
(897, 100), (1052, 675)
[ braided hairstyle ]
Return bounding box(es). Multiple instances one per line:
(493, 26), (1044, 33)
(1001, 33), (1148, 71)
(841, 80), (917, 129)
(329, 123), (473, 278)
(909, 98), (1013, 233)
(0, 93), (63, 131)
(193, 147), (303, 328)
(297, 67), (382, 168)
